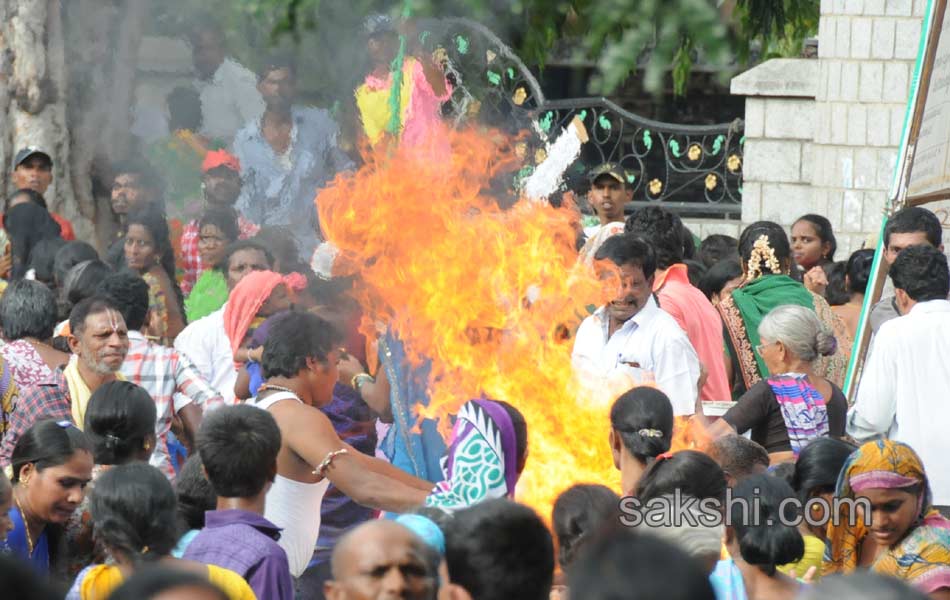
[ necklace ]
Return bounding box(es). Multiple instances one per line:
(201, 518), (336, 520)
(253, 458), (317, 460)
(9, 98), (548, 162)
(258, 383), (299, 397)
(13, 490), (35, 556)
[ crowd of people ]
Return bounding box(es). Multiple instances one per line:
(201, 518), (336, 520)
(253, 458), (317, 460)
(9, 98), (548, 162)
(0, 12), (948, 600)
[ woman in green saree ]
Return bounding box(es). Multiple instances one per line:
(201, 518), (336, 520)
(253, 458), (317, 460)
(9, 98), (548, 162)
(718, 221), (850, 398)
(183, 207), (239, 322)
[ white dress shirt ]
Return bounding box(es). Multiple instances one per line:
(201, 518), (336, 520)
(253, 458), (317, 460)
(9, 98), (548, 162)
(572, 295), (700, 415)
(195, 58), (265, 142)
(173, 305), (236, 407)
(849, 299), (950, 505)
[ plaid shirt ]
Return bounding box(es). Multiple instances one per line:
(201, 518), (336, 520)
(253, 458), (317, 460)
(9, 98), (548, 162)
(0, 370), (71, 466)
(122, 331), (223, 479)
(180, 213), (259, 295)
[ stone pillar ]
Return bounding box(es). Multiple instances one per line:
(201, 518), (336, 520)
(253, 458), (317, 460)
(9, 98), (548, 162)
(731, 0), (926, 255)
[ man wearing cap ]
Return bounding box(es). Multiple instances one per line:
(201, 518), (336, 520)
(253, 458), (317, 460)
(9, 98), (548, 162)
(10, 148), (75, 240)
(179, 150), (260, 295)
(577, 163), (631, 264)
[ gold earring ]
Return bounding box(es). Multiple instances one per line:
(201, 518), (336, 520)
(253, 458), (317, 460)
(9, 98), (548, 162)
(144, 441), (151, 451)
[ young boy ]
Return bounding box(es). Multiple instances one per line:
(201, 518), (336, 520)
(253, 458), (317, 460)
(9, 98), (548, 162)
(183, 405), (293, 600)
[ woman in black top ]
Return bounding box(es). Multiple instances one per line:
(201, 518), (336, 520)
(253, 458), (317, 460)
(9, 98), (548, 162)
(705, 304), (846, 462)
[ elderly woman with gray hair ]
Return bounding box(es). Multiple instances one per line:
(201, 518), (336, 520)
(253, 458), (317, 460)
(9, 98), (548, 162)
(704, 304), (847, 462)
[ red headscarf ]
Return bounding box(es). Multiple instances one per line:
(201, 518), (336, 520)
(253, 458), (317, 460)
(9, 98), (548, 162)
(223, 270), (304, 365)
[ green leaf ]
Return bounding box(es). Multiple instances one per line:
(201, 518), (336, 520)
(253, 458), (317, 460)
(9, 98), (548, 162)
(578, 110), (588, 122)
(643, 130), (653, 152)
(487, 70), (502, 86)
(598, 115), (612, 131)
(507, 67), (515, 79)
(456, 35), (470, 55)
(539, 112), (554, 133)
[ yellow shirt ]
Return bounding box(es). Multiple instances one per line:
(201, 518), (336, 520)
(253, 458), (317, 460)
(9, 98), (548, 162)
(777, 534), (825, 580)
(77, 563), (257, 600)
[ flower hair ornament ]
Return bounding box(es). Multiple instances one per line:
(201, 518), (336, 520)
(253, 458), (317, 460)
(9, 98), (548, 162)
(637, 428), (664, 438)
(746, 234), (783, 281)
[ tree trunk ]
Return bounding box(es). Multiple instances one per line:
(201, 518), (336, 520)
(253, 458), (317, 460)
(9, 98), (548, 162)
(0, 0), (146, 250)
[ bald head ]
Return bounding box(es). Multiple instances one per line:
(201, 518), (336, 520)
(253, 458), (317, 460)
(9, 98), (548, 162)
(326, 520), (438, 600)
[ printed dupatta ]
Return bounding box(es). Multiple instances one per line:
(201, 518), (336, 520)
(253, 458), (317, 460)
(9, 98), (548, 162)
(767, 374), (829, 455)
(425, 399), (519, 511)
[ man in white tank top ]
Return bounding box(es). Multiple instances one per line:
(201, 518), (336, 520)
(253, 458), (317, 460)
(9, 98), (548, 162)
(252, 311), (435, 577)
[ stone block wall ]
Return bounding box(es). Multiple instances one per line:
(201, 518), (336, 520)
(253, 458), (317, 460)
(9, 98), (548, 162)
(731, 0), (926, 257)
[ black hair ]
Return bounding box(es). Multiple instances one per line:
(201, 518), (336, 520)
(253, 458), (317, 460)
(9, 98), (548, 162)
(846, 248), (875, 296)
(890, 244), (950, 301)
(68, 295), (119, 337)
(610, 387), (674, 464)
(739, 221), (792, 276)
(174, 455), (216, 532)
(197, 206), (240, 246)
(823, 262), (850, 306)
(257, 54), (297, 82)
(698, 259), (742, 301)
(53, 241), (99, 290)
(794, 214), (837, 262)
(624, 206), (684, 269)
(883, 206), (942, 249)
(5, 203), (63, 281)
(166, 86), (202, 133)
(219, 239), (274, 273)
(635, 450), (727, 504)
(769, 462), (796, 487)
(792, 438), (856, 505)
(594, 233), (658, 280)
(682, 224), (697, 260)
(706, 435), (770, 483)
(729, 474), (804, 576)
(684, 259), (707, 287)
(0, 279), (58, 341)
(444, 499), (554, 600)
(0, 553), (62, 600)
(198, 405), (281, 499)
(5, 188), (48, 213)
(699, 234), (739, 268)
(552, 483), (620, 569)
(96, 272), (150, 332)
(493, 400), (528, 473)
(262, 311), (342, 379)
(567, 528), (715, 600)
(62, 260), (113, 319)
(84, 381), (157, 466)
(252, 226), (299, 271)
(11, 419), (93, 483)
(112, 160), (164, 198)
(108, 565), (229, 600)
(90, 463), (178, 564)
(26, 237), (66, 286)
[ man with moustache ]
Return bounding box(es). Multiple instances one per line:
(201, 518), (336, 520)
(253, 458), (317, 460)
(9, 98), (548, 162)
(572, 233), (701, 416)
(105, 160), (165, 270)
(9, 147), (75, 240)
(0, 297), (130, 464)
(577, 163), (632, 263)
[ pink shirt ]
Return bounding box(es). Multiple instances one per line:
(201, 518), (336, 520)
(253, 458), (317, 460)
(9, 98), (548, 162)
(654, 264), (731, 402)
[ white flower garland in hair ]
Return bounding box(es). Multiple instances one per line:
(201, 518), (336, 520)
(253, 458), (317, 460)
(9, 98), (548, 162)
(746, 234), (782, 281)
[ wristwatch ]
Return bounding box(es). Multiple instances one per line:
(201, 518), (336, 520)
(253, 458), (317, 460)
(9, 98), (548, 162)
(351, 373), (374, 390)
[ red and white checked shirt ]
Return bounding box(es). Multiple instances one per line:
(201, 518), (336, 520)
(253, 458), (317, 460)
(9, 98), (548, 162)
(121, 331), (223, 479)
(180, 213), (259, 295)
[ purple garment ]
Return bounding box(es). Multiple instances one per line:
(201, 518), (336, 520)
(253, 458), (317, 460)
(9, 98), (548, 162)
(182, 509), (293, 600)
(444, 399), (519, 497)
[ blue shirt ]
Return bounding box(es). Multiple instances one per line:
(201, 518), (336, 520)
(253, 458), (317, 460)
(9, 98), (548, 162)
(233, 106), (354, 259)
(183, 508), (294, 600)
(0, 505), (49, 573)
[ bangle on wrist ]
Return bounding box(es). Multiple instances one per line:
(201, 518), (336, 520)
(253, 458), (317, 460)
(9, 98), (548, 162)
(351, 373), (374, 390)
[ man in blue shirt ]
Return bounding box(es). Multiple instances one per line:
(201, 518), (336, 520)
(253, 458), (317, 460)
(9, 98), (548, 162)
(233, 56), (354, 261)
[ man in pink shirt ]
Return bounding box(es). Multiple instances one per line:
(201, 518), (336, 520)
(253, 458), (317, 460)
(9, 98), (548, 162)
(626, 207), (731, 403)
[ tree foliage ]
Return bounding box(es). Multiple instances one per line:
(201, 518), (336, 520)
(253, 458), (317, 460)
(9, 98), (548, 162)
(150, 0), (819, 97)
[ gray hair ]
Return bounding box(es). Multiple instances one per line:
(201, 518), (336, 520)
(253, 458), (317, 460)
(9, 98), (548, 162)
(757, 304), (836, 362)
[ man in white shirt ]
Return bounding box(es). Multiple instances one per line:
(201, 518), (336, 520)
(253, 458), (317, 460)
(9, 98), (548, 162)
(573, 233), (701, 415)
(849, 244), (950, 511)
(189, 22), (265, 143)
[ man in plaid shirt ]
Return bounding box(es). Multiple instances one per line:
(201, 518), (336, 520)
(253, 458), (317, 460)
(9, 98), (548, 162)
(98, 273), (223, 479)
(180, 149), (259, 295)
(1, 297), (130, 465)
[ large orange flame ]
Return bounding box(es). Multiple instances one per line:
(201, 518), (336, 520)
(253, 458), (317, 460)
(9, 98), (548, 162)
(317, 128), (695, 519)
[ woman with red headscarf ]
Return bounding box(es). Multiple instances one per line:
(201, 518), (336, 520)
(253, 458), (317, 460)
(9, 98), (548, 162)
(223, 270), (302, 367)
